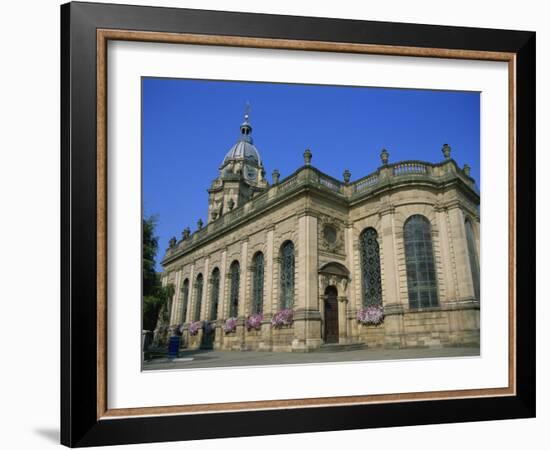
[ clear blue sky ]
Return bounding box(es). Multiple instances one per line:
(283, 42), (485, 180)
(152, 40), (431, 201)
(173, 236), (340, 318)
(143, 78), (480, 270)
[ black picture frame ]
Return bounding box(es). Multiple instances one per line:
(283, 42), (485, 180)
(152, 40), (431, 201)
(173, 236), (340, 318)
(61, 1), (535, 447)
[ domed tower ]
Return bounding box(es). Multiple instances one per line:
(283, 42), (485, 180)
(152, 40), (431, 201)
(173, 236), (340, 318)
(207, 107), (268, 222)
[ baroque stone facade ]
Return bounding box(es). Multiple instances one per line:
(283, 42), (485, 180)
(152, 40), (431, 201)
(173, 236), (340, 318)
(156, 114), (480, 352)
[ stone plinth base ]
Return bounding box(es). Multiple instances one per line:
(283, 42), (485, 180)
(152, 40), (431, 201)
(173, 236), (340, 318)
(384, 302), (480, 349)
(174, 304), (479, 353)
(187, 329), (203, 350)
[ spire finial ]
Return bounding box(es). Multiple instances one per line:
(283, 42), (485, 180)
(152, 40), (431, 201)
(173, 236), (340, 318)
(442, 143), (451, 160)
(239, 102), (253, 140)
(303, 148), (312, 165)
(380, 148), (389, 165)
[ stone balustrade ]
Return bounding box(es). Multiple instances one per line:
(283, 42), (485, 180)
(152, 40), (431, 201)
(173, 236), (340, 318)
(392, 161), (429, 175)
(354, 173), (379, 193)
(317, 173), (342, 193)
(163, 158), (476, 262)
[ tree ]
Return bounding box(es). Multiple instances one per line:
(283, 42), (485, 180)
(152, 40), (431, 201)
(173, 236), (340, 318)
(142, 215), (174, 331)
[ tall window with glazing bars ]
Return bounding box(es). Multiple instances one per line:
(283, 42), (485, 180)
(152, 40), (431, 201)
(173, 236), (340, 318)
(360, 228), (382, 306)
(229, 261), (240, 317)
(194, 273), (203, 322)
(280, 241), (295, 309)
(404, 215), (439, 308)
(465, 219), (480, 301)
(181, 278), (189, 323)
(252, 252), (264, 314)
(209, 268), (220, 320)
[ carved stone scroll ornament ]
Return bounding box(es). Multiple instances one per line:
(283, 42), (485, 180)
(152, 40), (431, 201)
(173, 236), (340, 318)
(318, 272), (350, 298)
(318, 216), (345, 254)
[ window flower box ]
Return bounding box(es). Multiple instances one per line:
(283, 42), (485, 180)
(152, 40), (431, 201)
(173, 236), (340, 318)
(189, 321), (203, 336)
(356, 305), (384, 326)
(246, 313), (263, 331)
(223, 317), (238, 334)
(271, 309), (294, 328)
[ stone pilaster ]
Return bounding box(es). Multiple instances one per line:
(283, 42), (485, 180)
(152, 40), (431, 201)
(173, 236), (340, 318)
(259, 227), (275, 351)
(187, 263), (195, 323)
(201, 257), (209, 320)
(264, 227), (274, 314)
(447, 207), (476, 301)
(168, 269), (181, 327)
(344, 222), (359, 341)
(238, 240), (248, 317)
(379, 207), (401, 308)
(379, 207), (405, 348)
(217, 249), (227, 319)
(337, 296), (349, 343)
(237, 240), (248, 349)
(296, 214), (318, 311)
(271, 256), (281, 315)
(436, 208), (459, 303)
(345, 223), (357, 306)
(293, 213), (321, 351)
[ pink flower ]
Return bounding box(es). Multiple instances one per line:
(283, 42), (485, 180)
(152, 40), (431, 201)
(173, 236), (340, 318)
(246, 313), (263, 331)
(189, 321), (202, 336)
(356, 305), (384, 325)
(271, 309), (294, 328)
(223, 317), (238, 334)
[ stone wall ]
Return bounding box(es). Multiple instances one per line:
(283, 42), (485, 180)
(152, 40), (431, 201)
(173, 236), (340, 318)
(159, 159), (480, 353)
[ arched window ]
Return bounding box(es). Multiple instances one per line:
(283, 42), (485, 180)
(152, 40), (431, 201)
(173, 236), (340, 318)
(465, 219), (480, 301)
(194, 273), (203, 322)
(181, 278), (189, 323)
(280, 241), (295, 309)
(360, 228), (382, 306)
(404, 215), (439, 308)
(229, 261), (240, 317)
(252, 252), (264, 314)
(210, 268), (220, 320)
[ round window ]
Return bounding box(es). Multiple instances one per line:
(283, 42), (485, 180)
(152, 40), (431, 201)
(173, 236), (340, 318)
(323, 225), (337, 244)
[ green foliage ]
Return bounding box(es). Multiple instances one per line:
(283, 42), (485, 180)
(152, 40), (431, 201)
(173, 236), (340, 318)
(143, 295), (163, 332)
(143, 215), (159, 298)
(142, 215), (175, 331)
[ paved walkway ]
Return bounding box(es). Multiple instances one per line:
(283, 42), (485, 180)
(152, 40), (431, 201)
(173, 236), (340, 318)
(143, 346), (479, 371)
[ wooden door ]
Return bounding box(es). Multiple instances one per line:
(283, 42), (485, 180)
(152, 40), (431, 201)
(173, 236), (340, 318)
(324, 286), (339, 343)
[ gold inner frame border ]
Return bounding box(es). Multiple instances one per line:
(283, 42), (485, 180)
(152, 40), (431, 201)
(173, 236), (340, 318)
(96, 28), (516, 420)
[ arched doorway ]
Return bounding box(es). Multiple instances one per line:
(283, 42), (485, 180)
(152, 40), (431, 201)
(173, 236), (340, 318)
(324, 286), (339, 343)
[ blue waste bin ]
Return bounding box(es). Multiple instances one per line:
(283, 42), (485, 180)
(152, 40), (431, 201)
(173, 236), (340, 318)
(168, 336), (180, 359)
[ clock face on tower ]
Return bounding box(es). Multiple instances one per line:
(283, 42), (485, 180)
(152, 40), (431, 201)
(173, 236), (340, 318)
(245, 166), (257, 181)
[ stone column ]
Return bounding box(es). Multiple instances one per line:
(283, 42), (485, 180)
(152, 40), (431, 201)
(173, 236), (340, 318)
(169, 269), (181, 327)
(259, 228), (274, 351)
(447, 207), (476, 301)
(214, 250), (227, 349)
(264, 227), (275, 315)
(345, 222), (358, 340)
(170, 268), (184, 327)
(296, 214), (318, 311)
(377, 207), (402, 308)
(238, 240), (248, 317)
(337, 294), (349, 343)
(436, 208), (459, 303)
(237, 240), (248, 349)
(380, 207), (405, 348)
(293, 213), (321, 351)
(271, 253), (281, 315)
(201, 257), (209, 320)
(473, 217), (480, 264)
(217, 250), (227, 319)
(187, 263), (195, 322)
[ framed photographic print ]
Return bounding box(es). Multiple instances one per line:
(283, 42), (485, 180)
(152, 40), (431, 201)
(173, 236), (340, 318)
(60, 1), (535, 447)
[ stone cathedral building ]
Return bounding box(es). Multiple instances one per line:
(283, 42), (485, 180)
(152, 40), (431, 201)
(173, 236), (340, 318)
(157, 112), (480, 353)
